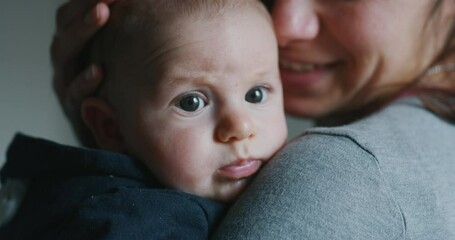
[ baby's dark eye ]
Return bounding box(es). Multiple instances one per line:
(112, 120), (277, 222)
(177, 95), (206, 112)
(245, 87), (267, 104)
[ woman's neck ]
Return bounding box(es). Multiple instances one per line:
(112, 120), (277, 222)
(315, 93), (411, 127)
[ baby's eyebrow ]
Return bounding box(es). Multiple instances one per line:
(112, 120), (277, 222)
(163, 73), (214, 88)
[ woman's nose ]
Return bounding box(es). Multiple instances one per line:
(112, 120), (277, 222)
(272, 0), (320, 47)
(216, 110), (255, 143)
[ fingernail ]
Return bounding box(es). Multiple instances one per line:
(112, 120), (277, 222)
(85, 66), (96, 81)
(84, 4), (100, 25)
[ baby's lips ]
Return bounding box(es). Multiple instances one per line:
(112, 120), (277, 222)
(218, 159), (262, 180)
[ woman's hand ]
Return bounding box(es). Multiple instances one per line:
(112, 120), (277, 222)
(51, 0), (115, 147)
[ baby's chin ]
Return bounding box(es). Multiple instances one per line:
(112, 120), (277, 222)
(205, 178), (252, 203)
(171, 177), (253, 203)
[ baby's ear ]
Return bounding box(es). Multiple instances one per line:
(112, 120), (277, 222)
(81, 98), (125, 152)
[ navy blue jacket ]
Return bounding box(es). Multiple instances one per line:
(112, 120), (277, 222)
(0, 134), (226, 240)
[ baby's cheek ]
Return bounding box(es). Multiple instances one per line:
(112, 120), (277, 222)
(169, 172), (217, 200)
(267, 112), (288, 154)
(167, 158), (213, 194)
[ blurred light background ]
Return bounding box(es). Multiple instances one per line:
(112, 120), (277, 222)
(0, 0), (312, 167)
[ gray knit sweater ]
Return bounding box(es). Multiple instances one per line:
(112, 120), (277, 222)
(213, 97), (455, 239)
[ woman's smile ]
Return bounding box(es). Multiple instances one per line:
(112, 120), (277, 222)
(279, 58), (341, 95)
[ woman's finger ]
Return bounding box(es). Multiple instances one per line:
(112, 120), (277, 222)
(69, 65), (104, 101)
(64, 65), (104, 118)
(56, 0), (115, 32)
(52, 2), (110, 70)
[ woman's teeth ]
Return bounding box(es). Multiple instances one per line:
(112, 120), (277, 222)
(280, 59), (319, 72)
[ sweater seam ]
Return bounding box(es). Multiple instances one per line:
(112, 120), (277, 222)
(300, 130), (407, 239)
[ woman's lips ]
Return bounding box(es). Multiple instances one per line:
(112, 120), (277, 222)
(218, 159), (262, 180)
(279, 59), (339, 92)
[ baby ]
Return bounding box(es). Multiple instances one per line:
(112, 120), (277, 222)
(0, 0), (287, 238)
(82, 0), (287, 202)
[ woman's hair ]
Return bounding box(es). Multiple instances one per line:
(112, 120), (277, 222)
(413, 0), (455, 121)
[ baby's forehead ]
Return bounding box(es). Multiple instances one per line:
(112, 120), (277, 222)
(112, 0), (268, 62)
(106, 0), (253, 56)
(111, 0), (270, 37)
(112, 0), (254, 25)
(98, 0), (272, 86)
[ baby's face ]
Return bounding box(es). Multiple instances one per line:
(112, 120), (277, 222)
(116, 6), (287, 202)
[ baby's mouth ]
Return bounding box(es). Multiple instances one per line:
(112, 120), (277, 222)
(217, 159), (262, 180)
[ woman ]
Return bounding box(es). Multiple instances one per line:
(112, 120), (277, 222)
(52, 0), (455, 238)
